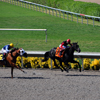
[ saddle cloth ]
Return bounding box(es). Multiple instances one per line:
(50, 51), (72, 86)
(0, 54), (3, 60)
(55, 47), (64, 58)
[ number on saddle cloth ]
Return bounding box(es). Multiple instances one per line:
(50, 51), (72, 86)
(0, 54), (3, 60)
(55, 47), (64, 57)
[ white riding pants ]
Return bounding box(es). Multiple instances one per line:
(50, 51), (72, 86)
(2, 48), (8, 53)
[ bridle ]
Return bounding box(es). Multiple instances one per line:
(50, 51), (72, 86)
(10, 48), (26, 58)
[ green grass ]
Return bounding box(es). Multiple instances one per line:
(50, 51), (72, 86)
(0, 1), (100, 52)
(27, 0), (100, 17)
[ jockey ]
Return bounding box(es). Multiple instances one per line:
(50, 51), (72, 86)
(2, 43), (14, 60)
(59, 39), (72, 55)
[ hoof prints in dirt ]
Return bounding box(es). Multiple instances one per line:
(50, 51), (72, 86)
(0, 68), (100, 100)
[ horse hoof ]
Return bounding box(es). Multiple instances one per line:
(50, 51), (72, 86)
(67, 71), (69, 73)
(66, 69), (69, 73)
(79, 68), (81, 72)
(23, 71), (27, 74)
(61, 69), (63, 72)
(65, 67), (69, 73)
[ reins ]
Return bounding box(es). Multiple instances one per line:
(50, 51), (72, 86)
(10, 49), (20, 58)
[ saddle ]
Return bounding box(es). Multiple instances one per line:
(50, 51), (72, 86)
(55, 47), (64, 58)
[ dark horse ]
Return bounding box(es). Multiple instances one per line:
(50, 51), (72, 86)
(42, 42), (81, 72)
(0, 48), (27, 78)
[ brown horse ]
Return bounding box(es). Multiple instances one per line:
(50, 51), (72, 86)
(0, 48), (27, 78)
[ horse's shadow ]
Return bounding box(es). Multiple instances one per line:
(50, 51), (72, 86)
(65, 74), (100, 77)
(0, 77), (50, 79)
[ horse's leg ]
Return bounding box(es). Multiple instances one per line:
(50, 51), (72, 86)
(62, 61), (70, 73)
(53, 59), (63, 72)
(11, 66), (13, 78)
(0, 61), (5, 66)
(59, 61), (69, 72)
(71, 60), (81, 72)
(10, 62), (27, 74)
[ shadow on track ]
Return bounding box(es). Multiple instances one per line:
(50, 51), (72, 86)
(0, 77), (50, 79)
(65, 74), (100, 77)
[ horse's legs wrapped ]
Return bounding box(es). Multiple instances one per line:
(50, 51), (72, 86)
(10, 62), (27, 76)
(53, 59), (63, 72)
(62, 61), (70, 73)
(11, 67), (13, 78)
(59, 61), (69, 72)
(71, 60), (81, 72)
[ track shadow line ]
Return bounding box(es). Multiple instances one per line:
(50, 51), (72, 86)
(65, 74), (100, 77)
(0, 77), (50, 79)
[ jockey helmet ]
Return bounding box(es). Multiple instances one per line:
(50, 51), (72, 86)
(67, 39), (71, 43)
(10, 43), (14, 48)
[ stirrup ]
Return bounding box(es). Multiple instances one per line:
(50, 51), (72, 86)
(2, 56), (5, 61)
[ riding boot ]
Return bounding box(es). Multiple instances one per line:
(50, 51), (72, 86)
(59, 49), (64, 56)
(2, 53), (6, 66)
(59, 52), (61, 56)
(3, 53), (6, 60)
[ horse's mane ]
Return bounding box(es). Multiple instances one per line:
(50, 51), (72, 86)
(72, 42), (78, 45)
(64, 42), (78, 53)
(10, 48), (19, 54)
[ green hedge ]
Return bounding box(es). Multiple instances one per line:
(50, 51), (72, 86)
(26, 0), (100, 17)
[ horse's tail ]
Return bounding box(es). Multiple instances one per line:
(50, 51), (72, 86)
(42, 51), (49, 62)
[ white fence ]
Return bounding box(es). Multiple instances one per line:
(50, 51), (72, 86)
(0, 28), (47, 42)
(1, 0), (100, 26)
(0, 50), (100, 70)
(0, 50), (100, 59)
(26, 51), (100, 59)
(26, 51), (100, 70)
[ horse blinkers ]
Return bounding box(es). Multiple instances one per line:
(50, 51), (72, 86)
(20, 49), (27, 57)
(75, 45), (81, 53)
(72, 43), (81, 53)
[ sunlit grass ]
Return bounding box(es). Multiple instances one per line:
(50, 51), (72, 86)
(0, 1), (100, 52)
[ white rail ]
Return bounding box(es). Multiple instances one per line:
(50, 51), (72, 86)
(0, 51), (100, 58)
(1, 50), (100, 58)
(0, 29), (47, 31)
(26, 51), (100, 59)
(26, 51), (100, 70)
(0, 28), (47, 42)
(0, 50), (100, 70)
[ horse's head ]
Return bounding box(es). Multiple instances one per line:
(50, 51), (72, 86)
(72, 42), (81, 53)
(19, 48), (27, 57)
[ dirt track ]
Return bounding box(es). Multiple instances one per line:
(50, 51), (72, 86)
(0, 68), (100, 100)
(74, 0), (100, 4)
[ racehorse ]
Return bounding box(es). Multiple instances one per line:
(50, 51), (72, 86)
(42, 42), (81, 72)
(0, 48), (27, 78)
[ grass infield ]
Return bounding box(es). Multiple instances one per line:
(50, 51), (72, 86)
(0, 1), (100, 52)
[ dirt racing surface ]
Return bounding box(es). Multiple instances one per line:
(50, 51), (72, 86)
(0, 68), (100, 100)
(74, 0), (100, 4)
